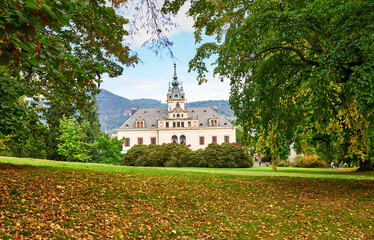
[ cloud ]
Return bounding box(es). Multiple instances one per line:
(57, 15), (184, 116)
(101, 69), (231, 103)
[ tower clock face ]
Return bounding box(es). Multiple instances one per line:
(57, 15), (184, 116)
(159, 122), (164, 127)
(193, 121), (198, 127)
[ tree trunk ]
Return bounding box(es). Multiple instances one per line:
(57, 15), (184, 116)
(357, 159), (373, 171)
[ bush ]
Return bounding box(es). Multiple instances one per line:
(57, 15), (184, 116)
(122, 145), (149, 166)
(201, 143), (252, 168)
(122, 143), (253, 168)
(278, 160), (291, 167)
(293, 155), (328, 168)
(96, 134), (124, 165)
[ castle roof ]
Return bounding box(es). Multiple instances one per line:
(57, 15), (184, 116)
(119, 107), (232, 129)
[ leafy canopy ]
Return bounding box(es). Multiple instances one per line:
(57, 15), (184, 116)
(163, 0), (374, 168)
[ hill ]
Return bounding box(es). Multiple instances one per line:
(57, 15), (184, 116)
(96, 89), (235, 134)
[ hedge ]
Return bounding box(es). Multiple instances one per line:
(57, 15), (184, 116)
(122, 143), (253, 168)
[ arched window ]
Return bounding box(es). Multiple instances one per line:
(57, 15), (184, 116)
(180, 135), (186, 145)
(135, 118), (145, 128)
(172, 135), (178, 144)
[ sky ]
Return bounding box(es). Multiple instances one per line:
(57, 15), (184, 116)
(100, 4), (231, 103)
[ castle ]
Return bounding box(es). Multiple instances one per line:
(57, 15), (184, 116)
(117, 64), (236, 151)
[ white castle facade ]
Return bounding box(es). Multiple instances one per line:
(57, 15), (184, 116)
(117, 64), (236, 151)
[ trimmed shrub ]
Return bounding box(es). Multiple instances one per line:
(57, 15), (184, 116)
(122, 144), (149, 166)
(122, 143), (253, 168)
(293, 155), (328, 168)
(202, 143), (252, 168)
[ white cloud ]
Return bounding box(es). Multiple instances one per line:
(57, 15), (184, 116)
(102, 71), (231, 103)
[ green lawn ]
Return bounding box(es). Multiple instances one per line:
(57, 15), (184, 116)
(0, 157), (373, 239)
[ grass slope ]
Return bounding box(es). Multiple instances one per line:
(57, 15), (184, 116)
(1, 157), (373, 239)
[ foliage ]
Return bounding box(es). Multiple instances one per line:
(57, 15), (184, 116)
(293, 155), (328, 168)
(96, 134), (124, 165)
(0, 0), (138, 157)
(203, 143), (252, 168)
(78, 103), (102, 162)
(0, 161), (373, 239)
(278, 160), (291, 168)
(162, 0), (374, 171)
(235, 126), (243, 145)
(122, 144), (149, 166)
(57, 116), (91, 162)
(122, 143), (252, 168)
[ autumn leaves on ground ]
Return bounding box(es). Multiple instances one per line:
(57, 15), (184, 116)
(0, 160), (373, 239)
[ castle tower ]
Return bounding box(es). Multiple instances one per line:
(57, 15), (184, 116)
(167, 63), (187, 119)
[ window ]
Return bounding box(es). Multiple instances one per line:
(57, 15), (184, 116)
(136, 119), (145, 128)
(166, 122), (169, 128)
(209, 119), (219, 127)
(177, 122), (180, 127)
(180, 135), (186, 145)
(125, 138), (130, 147)
(188, 122), (191, 127)
(224, 136), (230, 143)
(173, 122), (176, 127)
(182, 114), (183, 117)
(151, 137), (156, 145)
(172, 135), (178, 144)
(212, 136), (217, 143)
(177, 114), (180, 117)
(137, 138), (143, 145)
(199, 136), (205, 145)
(181, 122), (184, 127)
(173, 114), (175, 117)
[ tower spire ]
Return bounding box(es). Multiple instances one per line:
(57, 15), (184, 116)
(171, 63), (179, 87)
(173, 63), (177, 79)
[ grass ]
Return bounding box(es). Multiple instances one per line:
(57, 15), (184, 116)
(0, 156), (373, 239)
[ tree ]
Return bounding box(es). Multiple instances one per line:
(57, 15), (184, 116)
(57, 116), (91, 162)
(163, 0), (374, 170)
(0, 0), (139, 158)
(96, 134), (124, 165)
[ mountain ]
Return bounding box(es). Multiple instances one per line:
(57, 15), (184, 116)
(96, 89), (235, 134)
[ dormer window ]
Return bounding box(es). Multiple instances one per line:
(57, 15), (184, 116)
(135, 117), (145, 128)
(209, 117), (219, 127)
